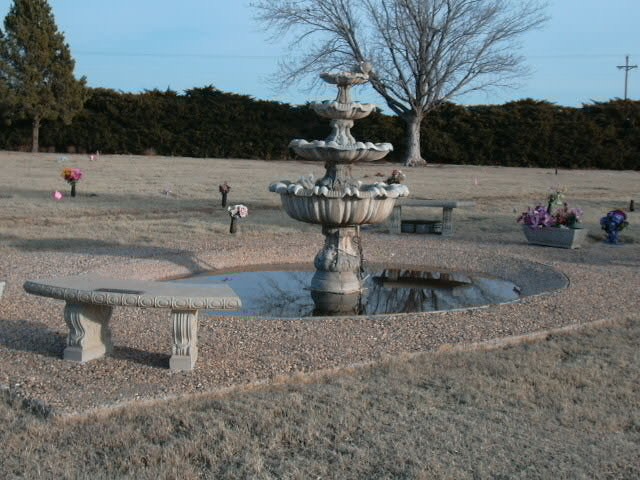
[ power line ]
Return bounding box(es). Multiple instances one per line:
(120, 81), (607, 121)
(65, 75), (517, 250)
(74, 50), (637, 61)
(74, 50), (279, 59)
(530, 53), (638, 59)
(616, 55), (637, 100)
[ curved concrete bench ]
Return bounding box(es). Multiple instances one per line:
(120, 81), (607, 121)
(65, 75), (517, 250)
(23, 275), (241, 371)
(389, 199), (476, 236)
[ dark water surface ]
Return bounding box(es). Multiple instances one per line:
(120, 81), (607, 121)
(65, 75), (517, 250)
(176, 264), (521, 318)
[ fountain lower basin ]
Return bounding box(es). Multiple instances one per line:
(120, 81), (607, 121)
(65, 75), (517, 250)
(177, 264), (528, 318)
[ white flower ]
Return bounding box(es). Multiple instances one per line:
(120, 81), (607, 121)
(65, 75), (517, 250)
(228, 204), (248, 218)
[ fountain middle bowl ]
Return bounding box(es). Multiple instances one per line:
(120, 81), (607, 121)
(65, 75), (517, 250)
(279, 192), (397, 226)
(312, 101), (376, 120)
(289, 139), (393, 163)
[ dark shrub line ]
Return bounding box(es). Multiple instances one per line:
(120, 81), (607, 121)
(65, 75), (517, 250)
(1, 87), (638, 170)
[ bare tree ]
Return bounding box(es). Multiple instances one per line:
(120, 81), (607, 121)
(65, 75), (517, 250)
(253, 0), (548, 166)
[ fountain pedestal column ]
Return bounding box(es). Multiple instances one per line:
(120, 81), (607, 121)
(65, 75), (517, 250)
(311, 226), (362, 294)
(310, 226), (364, 314)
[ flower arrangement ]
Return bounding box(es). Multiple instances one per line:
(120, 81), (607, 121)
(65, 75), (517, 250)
(219, 182), (231, 194)
(517, 205), (555, 228)
(228, 204), (248, 218)
(386, 169), (405, 185)
(552, 203), (583, 228)
(62, 167), (83, 184)
(219, 181), (231, 206)
(518, 188), (583, 229)
(600, 209), (629, 244)
(61, 167), (84, 197)
(228, 204), (248, 233)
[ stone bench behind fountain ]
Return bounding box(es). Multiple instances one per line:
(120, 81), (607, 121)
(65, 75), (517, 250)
(23, 275), (241, 371)
(389, 199), (476, 236)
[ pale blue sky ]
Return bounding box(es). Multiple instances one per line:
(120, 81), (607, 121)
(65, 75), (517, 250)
(0, 0), (638, 107)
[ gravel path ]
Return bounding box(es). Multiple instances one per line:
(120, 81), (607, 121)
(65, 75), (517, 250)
(1, 230), (638, 417)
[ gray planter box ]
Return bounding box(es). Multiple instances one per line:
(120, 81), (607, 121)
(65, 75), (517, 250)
(522, 226), (587, 249)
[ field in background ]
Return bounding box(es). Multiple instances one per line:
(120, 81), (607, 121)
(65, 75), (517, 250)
(0, 152), (638, 478)
(1, 151), (638, 249)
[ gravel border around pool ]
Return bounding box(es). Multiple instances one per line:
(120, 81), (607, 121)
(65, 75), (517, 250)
(1, 232), (638, 417)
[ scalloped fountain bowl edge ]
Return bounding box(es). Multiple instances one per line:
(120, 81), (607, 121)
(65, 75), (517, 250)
(289, 140), (393, 162)
(277, 193), (399, 226)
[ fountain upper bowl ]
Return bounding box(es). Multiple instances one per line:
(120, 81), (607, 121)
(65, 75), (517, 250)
(320, 71), (369, 86)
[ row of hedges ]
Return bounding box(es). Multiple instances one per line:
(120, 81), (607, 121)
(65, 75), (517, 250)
(422, 100), (639, 169)
(0, 86), (638, 169)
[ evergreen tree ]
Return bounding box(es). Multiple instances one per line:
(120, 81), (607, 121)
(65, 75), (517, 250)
(0, 0), (86, 152)
(0, 29), (14, 122)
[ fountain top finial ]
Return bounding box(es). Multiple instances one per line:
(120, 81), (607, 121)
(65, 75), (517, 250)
(320, 65), (372, 105)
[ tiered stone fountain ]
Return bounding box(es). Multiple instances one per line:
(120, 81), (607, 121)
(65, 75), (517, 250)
(269, 69), (409, 314)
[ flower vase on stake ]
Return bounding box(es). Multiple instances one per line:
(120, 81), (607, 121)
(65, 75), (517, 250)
(386, 169), (406, 185)
(62, 168), (84, 198)
(219, 182), (231, 207)
(600, 209), (629, 245)
(228, 204), (248, 234)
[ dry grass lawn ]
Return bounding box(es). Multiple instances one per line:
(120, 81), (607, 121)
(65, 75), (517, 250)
(1, 320), (638, 479)
(0, 151), (639, 478)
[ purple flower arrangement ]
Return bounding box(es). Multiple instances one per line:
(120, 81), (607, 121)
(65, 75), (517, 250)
(518, 189), (583, 229)
(517, 205), (555, 228)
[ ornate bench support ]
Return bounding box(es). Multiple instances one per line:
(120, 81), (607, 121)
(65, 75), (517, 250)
(441, 207), (454, 236)
(63, 303), (113, 362)
(170, 309), (199, 371)
(390, 205), (402, 235)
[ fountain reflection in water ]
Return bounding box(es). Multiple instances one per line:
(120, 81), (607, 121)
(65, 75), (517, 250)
(181, 267), (520, 318)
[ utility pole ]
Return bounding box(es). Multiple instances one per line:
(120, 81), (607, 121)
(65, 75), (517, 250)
(617, 55), (637, 100)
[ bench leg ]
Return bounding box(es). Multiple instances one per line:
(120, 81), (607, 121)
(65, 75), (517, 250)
(63, 302), (113, 362)
(441, 207), (454, 236)
(170, 309), (198, 371)
(389, 205), (402, 234)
